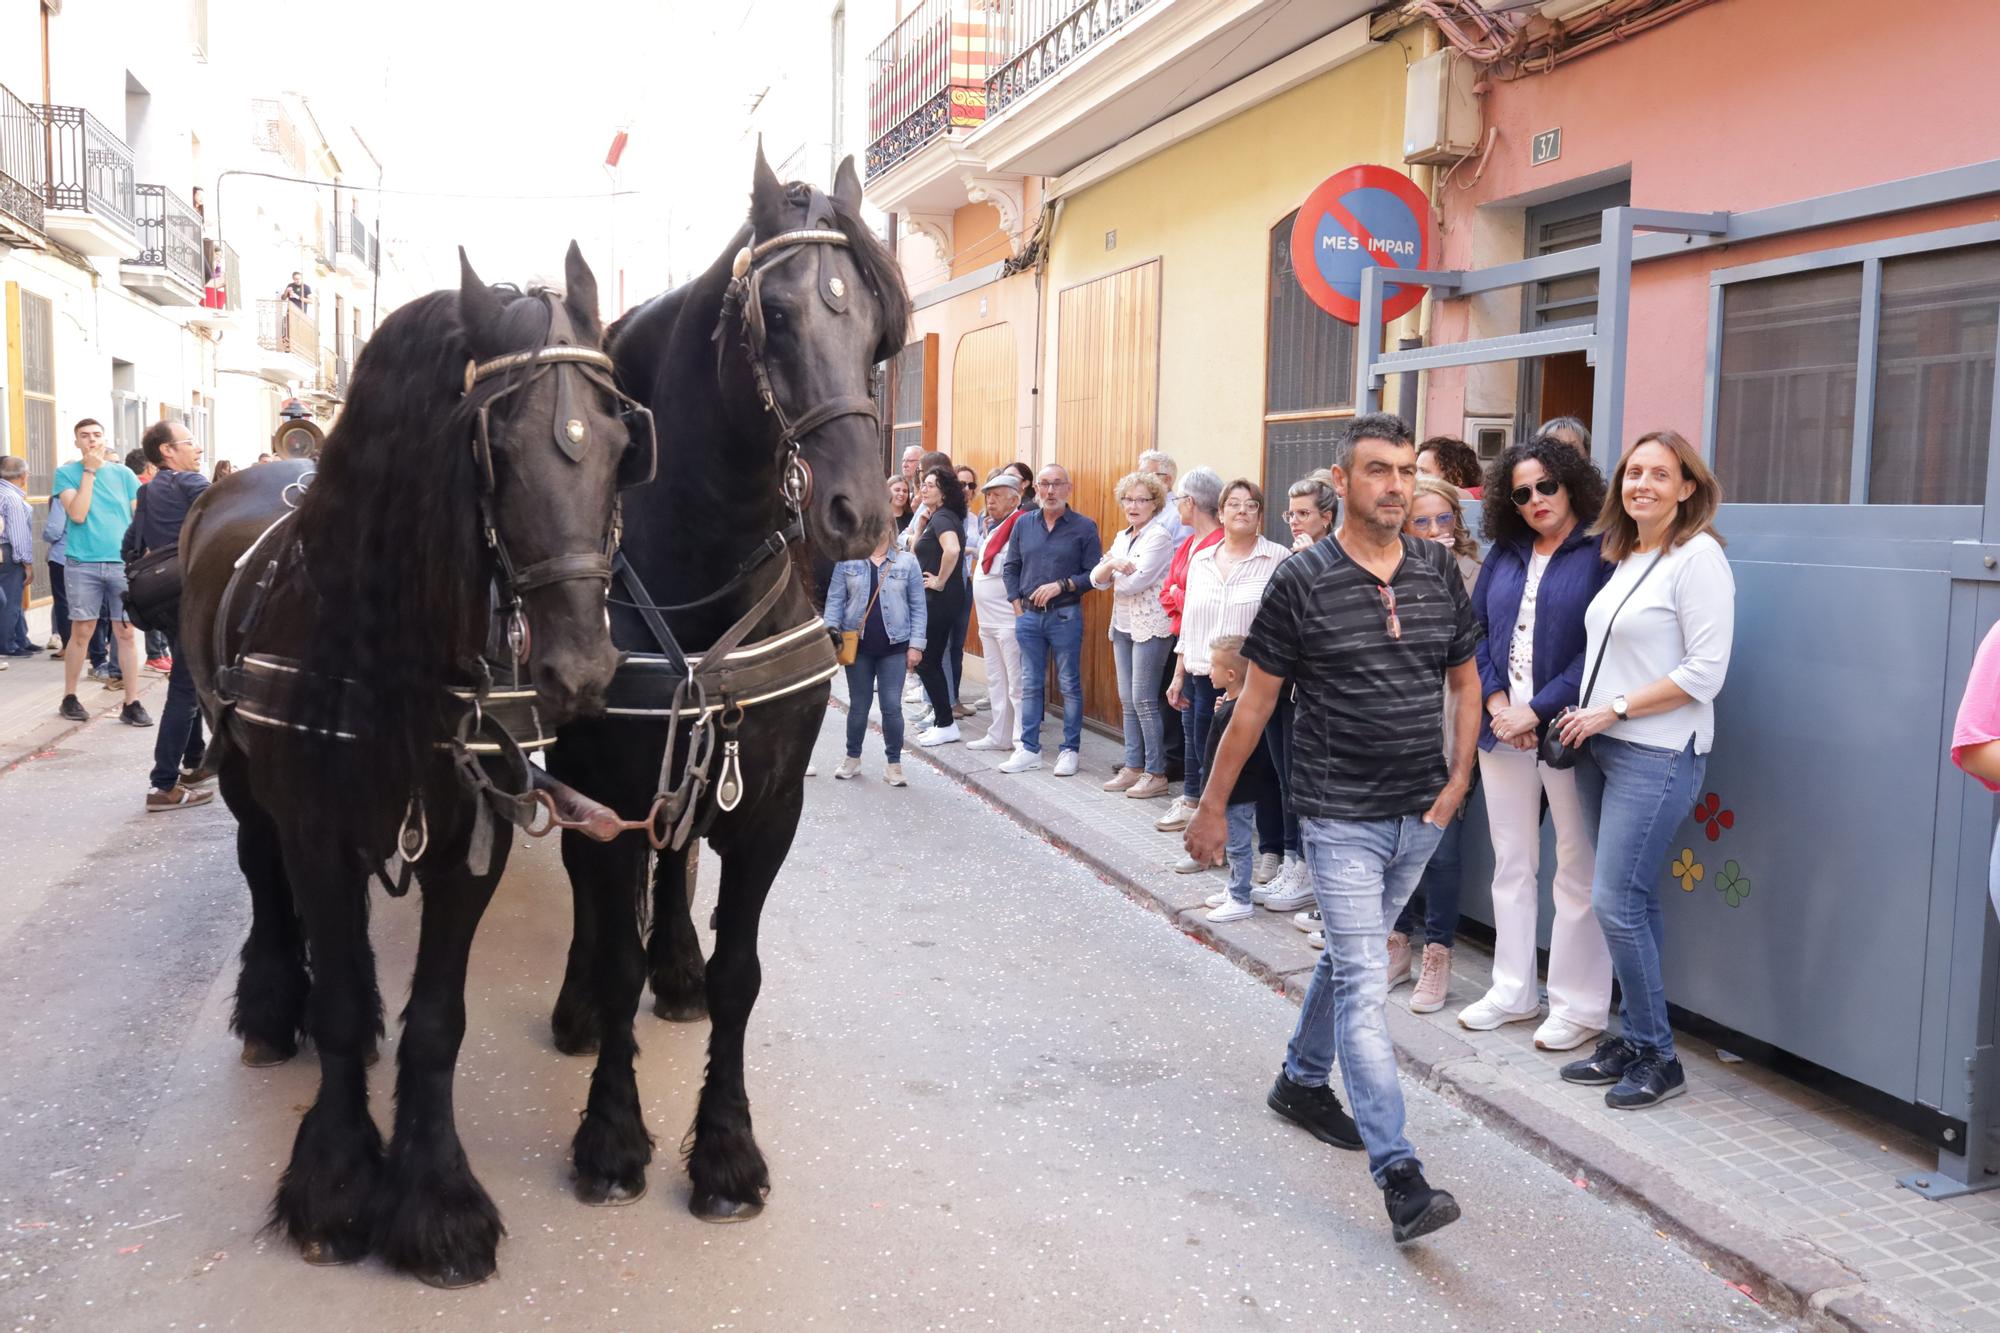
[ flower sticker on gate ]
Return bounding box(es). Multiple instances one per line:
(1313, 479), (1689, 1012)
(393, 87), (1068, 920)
(1670, 848), (1704, 893)
(1693, 792), (1734, 842)
(1715, 860), (1752, 908)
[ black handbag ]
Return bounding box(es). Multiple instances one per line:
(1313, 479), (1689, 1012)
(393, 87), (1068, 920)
(124, 542), (181, 635)
(1537, 550), (1665, 770)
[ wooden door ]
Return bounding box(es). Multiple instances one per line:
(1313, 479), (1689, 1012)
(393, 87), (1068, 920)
(1056, 260), (1161, 728)
(950, 324), (1018, 657)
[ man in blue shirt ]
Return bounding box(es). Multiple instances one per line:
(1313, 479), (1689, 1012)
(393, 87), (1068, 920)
(52, 417), (149, 727)
(0, 456), (37, 658)
(1000, 462), (1101, 776)
(137, 420), (213, 810)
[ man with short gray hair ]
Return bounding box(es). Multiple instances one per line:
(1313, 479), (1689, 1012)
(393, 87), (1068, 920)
(1000, 462), (1101, 776)
(1139, 450), (1188, 544)
(0, 455), (35, 659)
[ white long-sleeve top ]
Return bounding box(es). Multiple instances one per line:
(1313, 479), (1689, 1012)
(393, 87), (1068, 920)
(1090, 516), (1176, 641)
(1582, 531), (1735, 755)
(1177, 536), (1291, 675)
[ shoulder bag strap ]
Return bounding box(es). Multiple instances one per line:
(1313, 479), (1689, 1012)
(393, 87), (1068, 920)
(1577, 549), (1668, 711)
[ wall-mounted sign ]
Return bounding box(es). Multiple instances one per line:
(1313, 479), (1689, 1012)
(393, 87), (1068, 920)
(1289, 164), (1432, 325)
(1531, 127), (1562, 166)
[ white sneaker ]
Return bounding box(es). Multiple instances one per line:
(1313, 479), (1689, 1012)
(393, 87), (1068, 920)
(916, 723), (960, 747)
(1457, 996), (1541, 1032)
(1307, 930), (1324, 950)
(805, 761), (818, 777)
(1204, 889), (1230, 908)
(1052, 749), (1079, 777)
(1292, 907), (1320, 933)
(1172, 853), (1206, 874)
(1155, 797), (1194, 832)
(1257, 862), (1315, 913)
(1205, 899), (1254, 924)
(1533, 1015), (1603, 1051)
(966, 735), (1006, 751)
(883, 762), (907, 787)
(998, 748), (1043, 774)
(1252, 851), (1282, 885)
(833, 756), (862, 780)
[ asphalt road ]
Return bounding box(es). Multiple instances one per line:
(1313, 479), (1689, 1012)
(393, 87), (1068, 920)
(0, 701), (1783, 1331)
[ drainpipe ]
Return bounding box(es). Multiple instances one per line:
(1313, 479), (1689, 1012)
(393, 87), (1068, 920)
(1029, 196), (1062, 465)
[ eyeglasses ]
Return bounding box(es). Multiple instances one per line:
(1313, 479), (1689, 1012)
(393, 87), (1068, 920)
(1377, 585), (1401, 640)
(1510, 477), (1562, 507)
(1409, 512), (1455, 533)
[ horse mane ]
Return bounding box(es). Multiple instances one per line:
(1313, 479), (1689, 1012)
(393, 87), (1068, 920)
(290, 285), (554, 842)
(822, 185), (911, 359)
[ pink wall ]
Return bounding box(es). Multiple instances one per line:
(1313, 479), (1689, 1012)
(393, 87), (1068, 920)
(1423, 0), (2000, 444)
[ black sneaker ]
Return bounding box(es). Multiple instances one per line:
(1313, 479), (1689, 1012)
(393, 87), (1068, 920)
(1559, 1035), (1641, 1086)
(58, 694), (89, 722)
(1265, 1070), (1362, 1150)
(1605, 1052), (1687, 1110)
(1382, 1159), (1461, 1243)
(120, 700), (154, 728)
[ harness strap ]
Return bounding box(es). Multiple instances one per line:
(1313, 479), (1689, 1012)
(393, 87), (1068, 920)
(508, 551), (614, 594)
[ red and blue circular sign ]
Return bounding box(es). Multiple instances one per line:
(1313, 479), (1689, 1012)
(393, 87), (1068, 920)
(1289, 165), (1433, 325)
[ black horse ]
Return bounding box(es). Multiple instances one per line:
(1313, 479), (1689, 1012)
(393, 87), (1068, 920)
(180, 245), (638, 1285)
(545, 151), (908, 1217)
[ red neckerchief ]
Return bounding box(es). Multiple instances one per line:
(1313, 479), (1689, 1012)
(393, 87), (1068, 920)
(980, 507), (1024, 574)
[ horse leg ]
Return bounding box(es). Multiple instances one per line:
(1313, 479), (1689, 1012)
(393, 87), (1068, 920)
(220, 760), (308, 1066)
(551, 863), (601, 1055)
(685, 821), (794, 1221)
(372, 816), (506, 1288)
(648, 842), (708, 1022)
(271, 829), (384, 1266)
(564, 828), (656, 1205)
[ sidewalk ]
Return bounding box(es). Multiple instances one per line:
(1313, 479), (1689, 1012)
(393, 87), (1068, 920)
(0, 642), (169, 776)
(841, 661), (1993, 1333)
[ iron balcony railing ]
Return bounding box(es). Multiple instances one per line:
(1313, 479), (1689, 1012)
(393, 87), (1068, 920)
(35, 103), (136, 233)
(985, 0), (1157, 118)
(336, 212), (377, 271)
(257, 298), (319, 365)
(865, 0), (1004, 179)
(334, 355), (350, 397)
(202, 239), (240, 312)
(131, 184), (204, 288)
(0, 82), (45, 235)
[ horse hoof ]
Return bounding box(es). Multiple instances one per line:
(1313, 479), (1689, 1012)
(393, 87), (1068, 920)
(240, 1038), (294, 1067)
(552, 1029), (599, 1057)
(299, 1238), (364, 1267)
(416, 1260), (494, 1290)
(689, 1192), (765, 1223)
(651, 996), (708, 1024)
(574, 1175), (647, 1207)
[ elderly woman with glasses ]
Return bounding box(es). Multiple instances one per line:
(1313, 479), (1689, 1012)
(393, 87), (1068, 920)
(1454, 436), (1616, 1054)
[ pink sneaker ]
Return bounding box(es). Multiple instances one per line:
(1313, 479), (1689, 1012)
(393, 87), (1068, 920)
(1410, 944), (1452, 1014)
(1386, 931), (1413, 990)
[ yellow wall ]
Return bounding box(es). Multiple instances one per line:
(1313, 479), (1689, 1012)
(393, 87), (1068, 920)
(1041, 42), (1416, 482)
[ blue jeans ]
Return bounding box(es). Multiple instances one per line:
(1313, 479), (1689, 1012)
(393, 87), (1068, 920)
(1014, 603), (1084, 755)
(844, 649), (909, 762)
(0, 558), (33, 654)
(1393, 806), (1464, 947)
(1575, 735), (1705, 1061)
(1179, 671), (1217, 799)
(148, 629), (206, 792)
(1285, 813), (1445, 1184)
(1225, 803), (1258, 905)
(1110, 628), (1172, 773)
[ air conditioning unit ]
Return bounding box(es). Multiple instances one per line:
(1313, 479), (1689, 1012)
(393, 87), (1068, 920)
(1404, 49), (1482, 165)
(1465, 415), (1515, 461)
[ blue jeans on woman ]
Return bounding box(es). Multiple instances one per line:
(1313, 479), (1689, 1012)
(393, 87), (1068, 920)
(844, 649), (909, 762)
(1111, 628), (1172, 773)
(1178, 670), (1218, 800)
(1575, 734), (1706, 1061)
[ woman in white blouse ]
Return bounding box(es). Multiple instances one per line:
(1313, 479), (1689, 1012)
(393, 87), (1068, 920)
(1552, 429), (1734, 1112)
(1090, 470), (1178, 798)
(1168, 478), (1291, 872)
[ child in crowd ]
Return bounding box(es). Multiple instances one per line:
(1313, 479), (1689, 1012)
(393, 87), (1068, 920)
(1200, 634), (1277, 923)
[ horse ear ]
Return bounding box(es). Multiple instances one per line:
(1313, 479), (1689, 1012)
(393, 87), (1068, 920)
(832, 155), (863, 212)
(562, 240), (600, 336)
(458, 247), (504, 346)
(750, 138), (789, 237)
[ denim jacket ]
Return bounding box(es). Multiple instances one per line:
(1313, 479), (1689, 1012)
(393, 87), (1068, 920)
(825, 551), (927, 647)
(1470, 525), (1614, 751)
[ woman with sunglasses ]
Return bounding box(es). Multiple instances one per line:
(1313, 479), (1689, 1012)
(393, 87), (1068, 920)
(1456, 436), (1617, 1052)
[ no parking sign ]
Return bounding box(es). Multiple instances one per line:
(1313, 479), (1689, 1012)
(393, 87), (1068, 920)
(1289, 165), (1433, 325)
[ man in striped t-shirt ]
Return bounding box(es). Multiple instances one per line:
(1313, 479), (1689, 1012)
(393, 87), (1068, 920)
(1186, 413), (1482, 1245)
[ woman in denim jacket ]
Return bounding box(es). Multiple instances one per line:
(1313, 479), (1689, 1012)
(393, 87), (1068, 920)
(825, 535), (928, 786)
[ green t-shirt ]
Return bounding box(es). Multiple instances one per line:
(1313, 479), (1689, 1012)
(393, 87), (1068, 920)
(51, 461), (139, 564)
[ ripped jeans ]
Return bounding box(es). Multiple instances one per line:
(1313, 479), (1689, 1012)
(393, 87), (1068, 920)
(1283, 813), (1445, 1185)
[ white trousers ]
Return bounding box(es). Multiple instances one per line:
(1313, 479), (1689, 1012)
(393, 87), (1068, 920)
(1476, 743), (1612, 1028)
(977, 625), (1022, 747)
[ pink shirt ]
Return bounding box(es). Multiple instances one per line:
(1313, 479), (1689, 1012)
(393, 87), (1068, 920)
(1953, 621), (2000, 792)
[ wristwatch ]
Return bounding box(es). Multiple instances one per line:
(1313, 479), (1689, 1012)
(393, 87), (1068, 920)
(1611, 695), (1629, 720)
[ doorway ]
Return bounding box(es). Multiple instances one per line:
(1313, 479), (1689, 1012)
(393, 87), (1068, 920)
(1517, 181), (1630, 437)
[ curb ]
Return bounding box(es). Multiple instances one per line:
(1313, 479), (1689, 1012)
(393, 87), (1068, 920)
(837, 694), (1943, 1333)
(0, 672), (169, 779)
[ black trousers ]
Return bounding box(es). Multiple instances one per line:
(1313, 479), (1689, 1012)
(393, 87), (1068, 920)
(1158, 633), (1184, 779)
(918, 587), (963, 722)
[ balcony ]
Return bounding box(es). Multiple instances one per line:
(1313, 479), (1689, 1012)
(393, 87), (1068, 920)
(35, 103), (138, 257)
(256, 298), (319, 384)
(0, 83), (45, 245)
(333, 355), (350, 398)
(188, 239), (240, 333)
(968, 0), (1376, 178)
(334, 212), (376, 278)
(121, 184), (205, 305)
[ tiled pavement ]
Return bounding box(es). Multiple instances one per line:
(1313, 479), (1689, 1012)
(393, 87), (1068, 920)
(836, 662), (2000, 1333)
